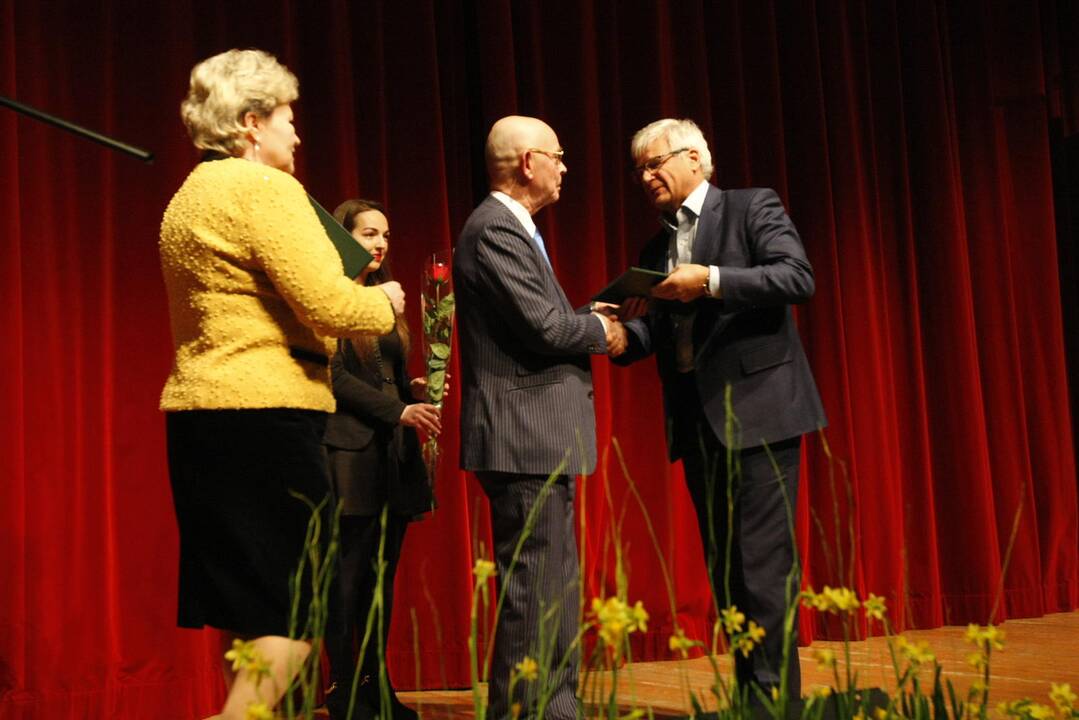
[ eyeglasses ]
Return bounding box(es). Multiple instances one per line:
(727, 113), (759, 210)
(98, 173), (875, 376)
(634, 147), (690, 176)
(528, 147), (565, 162)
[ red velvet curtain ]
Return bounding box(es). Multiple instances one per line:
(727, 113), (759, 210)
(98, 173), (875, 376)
(2, 1), (1077, 717)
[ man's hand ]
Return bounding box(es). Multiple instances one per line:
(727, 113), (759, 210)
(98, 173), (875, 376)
(652, 264), (710, 303)
(606, 318), (628, 357)
(400, 402), (441, 436)
(592, 297), (649, 323)
(616, 297), (649, 322)
(591, 301), (620, 318)
(378, 281), (406, 315)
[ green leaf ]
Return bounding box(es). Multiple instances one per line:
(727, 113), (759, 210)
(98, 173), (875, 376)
(438, 292), (456, 316)
(429, 342), (451, 360)
(427, 369), (446, 402)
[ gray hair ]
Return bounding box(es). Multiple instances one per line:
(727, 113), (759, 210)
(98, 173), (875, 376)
(180, 49), (299, 156)
(631, 118), (714, 180)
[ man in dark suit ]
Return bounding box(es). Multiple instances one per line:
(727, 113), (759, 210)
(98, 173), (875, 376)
(612, 118), (826, 698)
(454, 115), (625, 719)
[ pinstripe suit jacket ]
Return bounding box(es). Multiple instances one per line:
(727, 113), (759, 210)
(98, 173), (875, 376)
(454, 195), (607, 476)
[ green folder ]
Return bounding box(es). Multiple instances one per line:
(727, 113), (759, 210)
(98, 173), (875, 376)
(308, 194), (373, 279)
(591, 267), (668, 303)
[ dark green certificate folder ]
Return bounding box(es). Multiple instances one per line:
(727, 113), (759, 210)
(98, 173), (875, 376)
(591, 267), (668, 303)
(308, 194), (373, 279)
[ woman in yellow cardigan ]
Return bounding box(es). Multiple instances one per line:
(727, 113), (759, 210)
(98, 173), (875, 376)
(159, 49), (402, 720)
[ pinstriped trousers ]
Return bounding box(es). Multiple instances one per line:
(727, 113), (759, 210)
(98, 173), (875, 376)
(477, 472), (580, 720)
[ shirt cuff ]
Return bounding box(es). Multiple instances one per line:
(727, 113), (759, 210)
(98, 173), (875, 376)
(708, 265), (721, 298)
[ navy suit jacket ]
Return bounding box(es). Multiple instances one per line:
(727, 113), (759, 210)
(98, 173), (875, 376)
(454, 195), (607, 475)
(618, 185), (826, 455)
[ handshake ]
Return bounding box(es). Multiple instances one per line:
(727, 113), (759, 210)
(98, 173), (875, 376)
(591, 297), (649, 358)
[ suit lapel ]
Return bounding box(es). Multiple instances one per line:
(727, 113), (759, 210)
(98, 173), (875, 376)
(691, 184), (725, 265)
(489, 198), (572, 310)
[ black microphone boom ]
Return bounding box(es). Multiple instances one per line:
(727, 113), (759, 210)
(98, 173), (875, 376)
(0, 94), (154, 163)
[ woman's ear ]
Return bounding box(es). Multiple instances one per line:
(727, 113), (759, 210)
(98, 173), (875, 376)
(242, 111), (262, 143)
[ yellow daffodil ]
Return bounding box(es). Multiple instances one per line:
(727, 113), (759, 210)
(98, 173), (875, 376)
(720, 605), (746, 634)
(801, 586), (860, 613)
(863, 593), (887, 621)
(810, 685), (833, 699)
(668, 627), (696, 658)
(1051, 683), (1077, 712)
(896, 635), (935, 666)
(800, 587), (825, 611)
(224, 639), (257, 672)
(964, 623), (1005, 651)
(630, 600), (649, 633)
(244, 702), (274, 720)
(823, 586), (860, 612)
(965, 651), (987, 672)
(982, 625), (1005, 650)
(772, 687), (780, 702)
(813, 648), (837, 670)
(514, 656), (539, 682)
(873, 707), (889, 720)
(1029, 703), (1056, 719)
(589, 595), (648, 649)
(510, 701), (522, 719)
(746, 620), (766, 643)
(472, 558), (496, 583)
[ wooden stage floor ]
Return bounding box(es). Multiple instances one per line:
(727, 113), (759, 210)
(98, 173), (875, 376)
(373, 611), (1079, 719)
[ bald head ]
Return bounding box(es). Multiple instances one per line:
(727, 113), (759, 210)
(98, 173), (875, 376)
(486, 116), (554, 180)
(485, 115), (566, 214)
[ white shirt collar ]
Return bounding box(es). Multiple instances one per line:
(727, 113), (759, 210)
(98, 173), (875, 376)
(660, 179), (710, 230)
(490, 191), (537, 237)
(681, 179), (710, 217)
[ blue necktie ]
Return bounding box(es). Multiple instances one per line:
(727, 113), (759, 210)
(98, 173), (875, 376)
(533, 229), (552, 269)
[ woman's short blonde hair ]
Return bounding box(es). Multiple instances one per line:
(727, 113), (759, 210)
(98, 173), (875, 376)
(180, 49), (299, 156)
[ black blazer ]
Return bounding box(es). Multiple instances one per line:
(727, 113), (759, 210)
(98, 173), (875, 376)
(618, 185), (826, 454)
(323, 335), (432, 516)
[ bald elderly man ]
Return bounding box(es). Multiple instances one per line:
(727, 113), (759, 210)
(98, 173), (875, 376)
(453, 115), (625, 718)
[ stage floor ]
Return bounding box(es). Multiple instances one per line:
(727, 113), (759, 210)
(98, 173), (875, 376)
(371, 611), (1079, 719)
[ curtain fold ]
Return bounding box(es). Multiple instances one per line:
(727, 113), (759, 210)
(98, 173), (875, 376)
(1, 1), (1076, 717)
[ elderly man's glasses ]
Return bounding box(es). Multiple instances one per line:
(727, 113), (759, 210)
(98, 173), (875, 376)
(529, 147), (565, 162)
(635, 147), (690, 176)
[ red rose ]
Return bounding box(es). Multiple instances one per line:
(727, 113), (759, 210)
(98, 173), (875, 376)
(430, 262), (450, 282)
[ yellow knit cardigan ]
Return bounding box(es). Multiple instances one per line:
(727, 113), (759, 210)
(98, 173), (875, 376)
(159, 157), (394, 412)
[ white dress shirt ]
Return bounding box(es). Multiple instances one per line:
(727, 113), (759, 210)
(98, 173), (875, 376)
(660, 180), (721, 296)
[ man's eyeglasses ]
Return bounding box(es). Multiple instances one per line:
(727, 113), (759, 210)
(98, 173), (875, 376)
(528, 147), (565, 162)
(634, 147), (690, 176)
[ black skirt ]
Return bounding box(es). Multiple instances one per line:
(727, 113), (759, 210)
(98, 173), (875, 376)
(166, 408), (330, 637)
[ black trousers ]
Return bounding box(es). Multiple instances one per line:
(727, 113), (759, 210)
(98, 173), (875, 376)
(676, 394), (803, 699)
(324, 512), (408, 699)
(476, 472), (580, 720)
